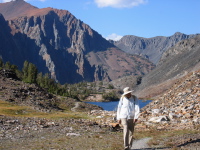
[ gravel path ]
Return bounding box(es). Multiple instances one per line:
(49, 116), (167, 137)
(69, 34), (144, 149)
(131, 137), (152, 150)
(71, 102), (80, 111)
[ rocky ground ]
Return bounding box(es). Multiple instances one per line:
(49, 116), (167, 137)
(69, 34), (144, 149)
(0, 69), (102, 113)
(0, 112), (199, 150)
(139, 70), (200, 131)
(0, 115), (123, 150)
(0, 69), (200, 149)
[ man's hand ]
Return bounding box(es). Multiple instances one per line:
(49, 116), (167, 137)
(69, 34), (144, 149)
(118, 120), (121, 124)
(134, 119), (138, 123)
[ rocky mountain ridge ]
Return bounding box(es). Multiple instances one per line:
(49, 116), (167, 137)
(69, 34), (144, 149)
(113, 32), (198, 64)
(0, 0), (155, 84)
(134, 35), (200, 98)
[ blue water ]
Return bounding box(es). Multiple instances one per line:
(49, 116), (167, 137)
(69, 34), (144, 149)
(86, 100), (151, 111)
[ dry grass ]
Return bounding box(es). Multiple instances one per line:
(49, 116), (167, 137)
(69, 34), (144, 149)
(0, 100), (89, 119)
(0, 131), (124, 150)
(147, 129), (200, 148)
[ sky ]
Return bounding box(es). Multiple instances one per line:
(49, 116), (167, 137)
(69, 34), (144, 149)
(1, 0), (200, 41)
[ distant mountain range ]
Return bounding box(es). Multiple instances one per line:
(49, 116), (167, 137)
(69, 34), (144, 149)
(112, 32), (198, 64)
(0, 0), (154, 84)
(110, 34), (200, 98)
(135, 35), (200, 98)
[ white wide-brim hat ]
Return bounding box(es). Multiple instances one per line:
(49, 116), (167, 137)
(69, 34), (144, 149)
(122, 87), (134, 96)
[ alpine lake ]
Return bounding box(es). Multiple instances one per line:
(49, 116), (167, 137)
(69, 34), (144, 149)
(86, 100), (152, 111)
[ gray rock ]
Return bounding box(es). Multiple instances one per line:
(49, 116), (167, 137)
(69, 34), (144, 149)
(149, 116), (170, 123)
(66, 133), (81, 136)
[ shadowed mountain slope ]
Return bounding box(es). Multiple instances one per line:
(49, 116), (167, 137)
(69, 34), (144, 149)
(0, 0), (155, 84)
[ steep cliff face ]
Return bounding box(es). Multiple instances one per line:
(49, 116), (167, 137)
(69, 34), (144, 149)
(0, 14), (21, 65)
(114, 32), (198, 64)
(0, 0), (155, 84)
(6, 8), (113, 83)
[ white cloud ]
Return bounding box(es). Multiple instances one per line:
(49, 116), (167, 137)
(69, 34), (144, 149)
(105, 33), (123, 41)
(94, 0), (147, 8)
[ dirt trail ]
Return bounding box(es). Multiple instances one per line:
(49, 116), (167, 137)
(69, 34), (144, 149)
(71, 102), (80, 111)
(131, 137), (152, 150)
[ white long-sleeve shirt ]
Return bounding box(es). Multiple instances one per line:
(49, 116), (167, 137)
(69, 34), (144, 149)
(116, 96), (140, 120)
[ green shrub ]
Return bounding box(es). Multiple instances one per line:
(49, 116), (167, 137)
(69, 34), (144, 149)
(102, 91), (118, 101)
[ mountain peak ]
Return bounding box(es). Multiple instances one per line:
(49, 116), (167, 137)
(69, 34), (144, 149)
(0, 0), (38, 20)
(0, 0), (73, 20)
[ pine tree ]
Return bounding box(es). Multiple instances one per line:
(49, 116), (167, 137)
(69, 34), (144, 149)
(0, 58), (3, 68)
(37, 72), (43, 87)
(22, 61), (38, 83)
(22, 60), (29, 81)
(4, 61), (11, 70)
(10, 64), (18, 71)
(44, 73), (50, 88)
(27, 63), (38, 83)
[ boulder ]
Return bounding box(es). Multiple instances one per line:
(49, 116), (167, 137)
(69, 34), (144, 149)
(149, 116), (170, 123)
